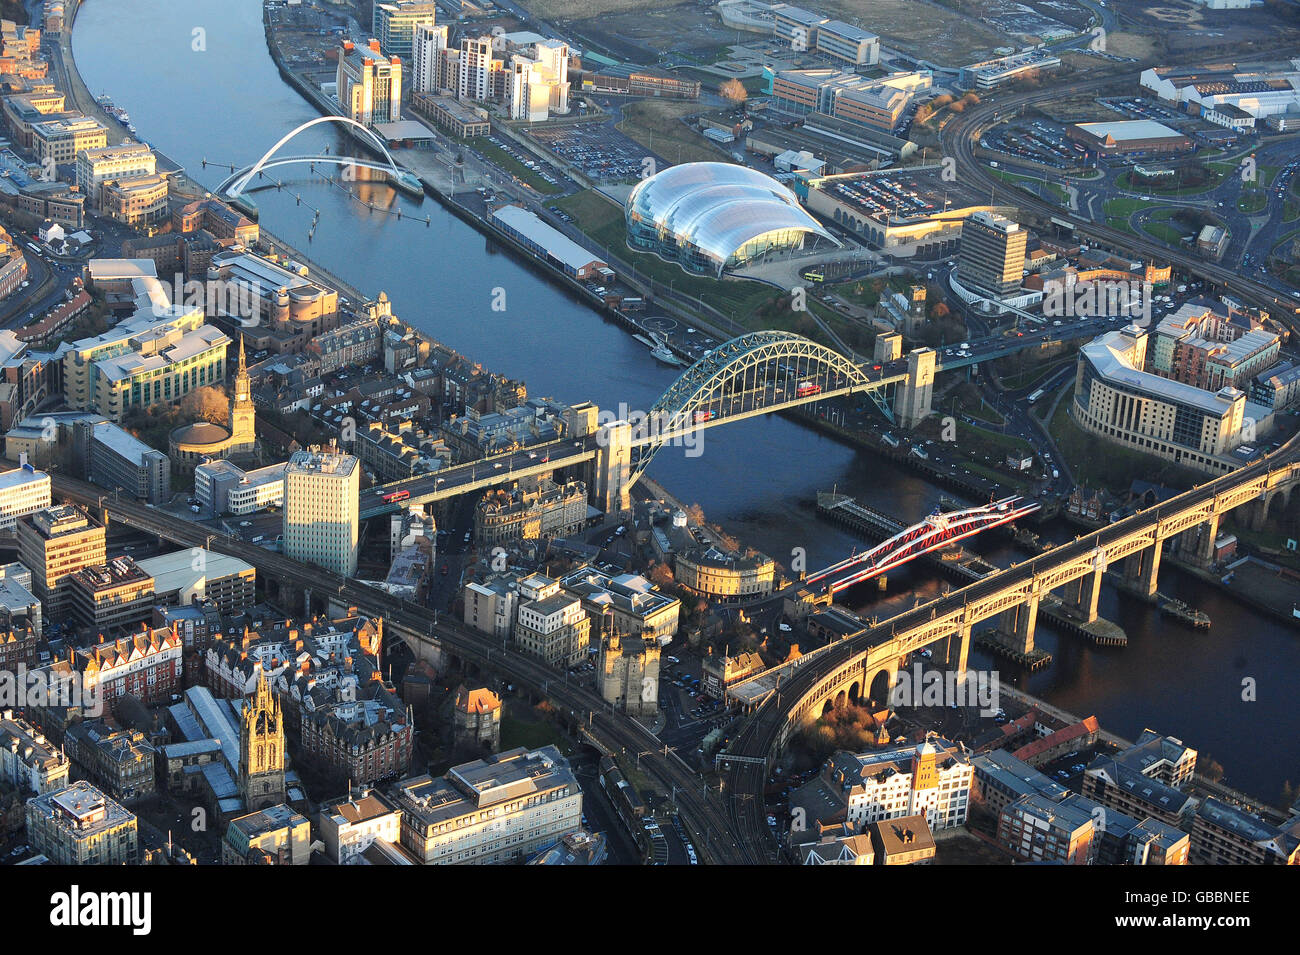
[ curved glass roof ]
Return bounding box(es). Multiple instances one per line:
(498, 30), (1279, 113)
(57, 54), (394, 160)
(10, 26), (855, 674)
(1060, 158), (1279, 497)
(627, 162), (837, 265)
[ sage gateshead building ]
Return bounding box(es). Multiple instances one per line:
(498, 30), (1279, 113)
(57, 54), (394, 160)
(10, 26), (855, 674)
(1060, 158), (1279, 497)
(625, 162), (838, 276)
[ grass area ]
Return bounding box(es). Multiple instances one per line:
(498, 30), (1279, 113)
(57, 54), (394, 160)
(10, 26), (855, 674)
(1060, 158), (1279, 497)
(467, 138), (561, 194)
(500, 710), (564, 752)
(552, 189), (799, 328)
(828, 274), (916, 310)
(616, 99), (732, 167)
(1045, 385), (1199, 493)
(1238, 190), (1269, 215)
(989, 167), (1068, 204)
(1116, 169), (1223, 196)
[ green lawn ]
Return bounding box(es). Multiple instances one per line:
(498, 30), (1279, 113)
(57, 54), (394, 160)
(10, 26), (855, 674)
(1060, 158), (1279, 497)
(1238, 190), (1268, 215)
(552, 189), (802, 328)
(989, 167), (1068, 204)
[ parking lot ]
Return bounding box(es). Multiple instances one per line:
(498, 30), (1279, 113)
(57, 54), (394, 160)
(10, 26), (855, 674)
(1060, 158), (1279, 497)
(478, 134), (565, 188)
(530, 122), (658, 182)
(981, 119), (1089, 169)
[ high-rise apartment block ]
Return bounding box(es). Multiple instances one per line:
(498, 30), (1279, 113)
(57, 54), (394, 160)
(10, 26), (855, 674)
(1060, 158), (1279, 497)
(283, 449), (360, 577)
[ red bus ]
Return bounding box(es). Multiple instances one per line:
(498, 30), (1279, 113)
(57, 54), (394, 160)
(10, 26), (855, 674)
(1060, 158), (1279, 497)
(382, 490), (411, 503)
(795, 381), (821, 398)
(693, 409), (714, 423)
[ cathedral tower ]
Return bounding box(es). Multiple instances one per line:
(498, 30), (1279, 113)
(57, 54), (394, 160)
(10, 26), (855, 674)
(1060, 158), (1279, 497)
(239, 668), (286, 811)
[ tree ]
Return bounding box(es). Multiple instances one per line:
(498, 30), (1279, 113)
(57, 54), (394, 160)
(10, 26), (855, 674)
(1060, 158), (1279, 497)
(180, 385), (230, 425)
(719, 79), (748, 106)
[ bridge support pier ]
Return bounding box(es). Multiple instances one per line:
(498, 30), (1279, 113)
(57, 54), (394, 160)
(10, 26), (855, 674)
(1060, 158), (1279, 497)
(893, 348), (936, 429)
(945, 618), (972, 681)
(1124, 542), (1162, 598)
(1194, 513), (1221, 565)
(1002, 592), (1039, 654)
(1072, 566), (1103, 623)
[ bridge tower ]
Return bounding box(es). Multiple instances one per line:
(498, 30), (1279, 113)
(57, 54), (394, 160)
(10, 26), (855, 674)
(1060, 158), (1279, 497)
(894, 348), (936, 429)
(594, 419), (633, 518)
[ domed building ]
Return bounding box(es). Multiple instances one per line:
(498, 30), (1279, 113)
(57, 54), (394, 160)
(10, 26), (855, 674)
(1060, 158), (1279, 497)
(625, 161), (838, 276)
(169, 337), (258, 472)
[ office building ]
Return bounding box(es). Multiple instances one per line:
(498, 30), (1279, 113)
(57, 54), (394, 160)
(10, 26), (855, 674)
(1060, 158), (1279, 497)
(869, 815), (936, 864)
(26, 780), (138, 865)
(84, 421), (170, 504)
(195, 460), (286, 516)
(17, 504), (106, 617)
(336, 39), (403, 126)
(1073, 326), (1254, 475)
(59, 303), (229, 421)
(0, 461), (50, 531)
(134, 549), (257, 615)
(99, 172), (170, 228)
(371, 1), (436, 60)
(959, 49), (1061, 90)
(319, 789), (405, 864)
(75, 142), (156, 207)
(463, 574), (520, 639)
(674, 545), (775, 602)
(0, 708), (70, 794)
(815, 20), (880, 66)
(30, 115), (107, 165)
(0, 565), (41, 635)
(410, 91), (489, 137)
(223, 804), (311, 865)
(559, 565), (681, 645)
(474, 477), (588, 546)
(823, 738), (973, 832)
(956, 211), (1027, 298)
(393, 746), (582, 864)
(515, 587), (590, 669)
(42, 628), (181, 708)
(68, 557), (156, 633)
(283, 448), (360, 576)
(766, 68), (930, 132)
(63, 720), (156, 803)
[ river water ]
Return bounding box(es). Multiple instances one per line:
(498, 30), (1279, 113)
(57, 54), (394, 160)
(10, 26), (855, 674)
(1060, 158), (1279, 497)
(72, 0), (1300, 800)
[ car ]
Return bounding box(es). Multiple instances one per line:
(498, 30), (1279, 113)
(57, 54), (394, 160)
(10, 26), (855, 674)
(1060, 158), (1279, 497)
(493, 462), (502, 469)
(440, 565), (448, 576)
(1056, 770), (1070, 779)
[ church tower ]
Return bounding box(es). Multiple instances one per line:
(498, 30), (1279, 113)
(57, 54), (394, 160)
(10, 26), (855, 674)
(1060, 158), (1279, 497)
(230, 336), (256, 449)
(239, 668), (286, 811)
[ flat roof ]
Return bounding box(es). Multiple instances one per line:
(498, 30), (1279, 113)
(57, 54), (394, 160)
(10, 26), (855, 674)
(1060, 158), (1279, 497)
(135, 548), (255, 594)
(1072, 119), (1186, 142)
(491, 204), (605, 273)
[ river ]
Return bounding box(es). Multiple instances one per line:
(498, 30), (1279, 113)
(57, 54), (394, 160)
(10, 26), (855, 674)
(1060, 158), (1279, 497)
(71, 0), (1300, 801)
